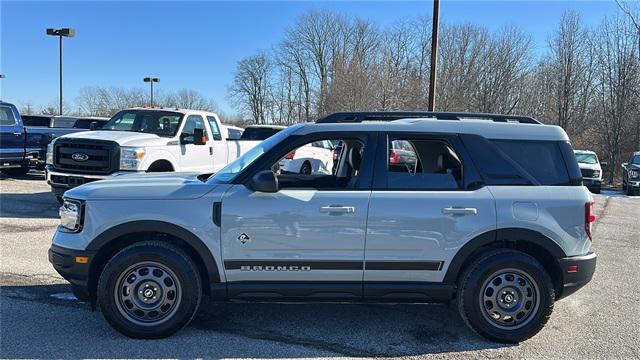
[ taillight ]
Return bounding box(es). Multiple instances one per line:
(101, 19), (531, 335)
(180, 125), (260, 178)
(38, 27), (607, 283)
(585, 201), (595, 241)
(389, 151), (400, 164)
(284, 151), (296, 160)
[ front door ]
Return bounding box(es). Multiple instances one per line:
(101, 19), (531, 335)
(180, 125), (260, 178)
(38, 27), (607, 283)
(220, 134), (375, 298)
(0, 105), (25, 165)
(179, 114), (213, 172)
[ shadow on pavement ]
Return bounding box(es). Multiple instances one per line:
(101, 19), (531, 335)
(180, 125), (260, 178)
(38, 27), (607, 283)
(0, 191), (59, 218)
(0, 283), (512, 358)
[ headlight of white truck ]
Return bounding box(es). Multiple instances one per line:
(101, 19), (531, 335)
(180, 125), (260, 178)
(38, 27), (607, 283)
(120, 147), (145, 170)
(46, 143), (53, 165)
(59, 199), (83, 232)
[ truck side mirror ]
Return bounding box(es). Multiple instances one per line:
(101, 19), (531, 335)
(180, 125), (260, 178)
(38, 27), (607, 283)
(193, 128), (206, 146)
(89, 121), (98, 130)
(622, 162), (628, 169)
(249, 170), (279, 193)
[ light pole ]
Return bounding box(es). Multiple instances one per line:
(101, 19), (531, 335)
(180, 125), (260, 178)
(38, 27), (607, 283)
(46, 28), (75, 115)
(427, 0), (440, 111)
(0, 74), (5, 100)
(143, 77), (160, 107)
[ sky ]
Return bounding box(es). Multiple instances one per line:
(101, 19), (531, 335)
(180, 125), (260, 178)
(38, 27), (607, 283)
(0, 0), (623, 115)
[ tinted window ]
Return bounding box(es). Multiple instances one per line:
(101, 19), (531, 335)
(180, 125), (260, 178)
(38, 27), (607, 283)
(460, 134), (531, 186)
(240, 127), (283, 140)
(492, 140), (570, 186)
(73, 119), (106, 129)
(386, 138), (462, 190)
(206, 116), (222, 140)
(227, 128), (243, 139)
(631, 155), (640, 165)
(0, 106), (15, 126)
(22, 115), (51, 127)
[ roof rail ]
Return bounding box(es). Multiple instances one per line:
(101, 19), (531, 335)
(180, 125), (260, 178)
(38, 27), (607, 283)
(316, 111), (542, 124)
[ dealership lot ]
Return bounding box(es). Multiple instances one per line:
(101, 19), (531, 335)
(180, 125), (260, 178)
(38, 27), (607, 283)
(1, 172), (638, 359)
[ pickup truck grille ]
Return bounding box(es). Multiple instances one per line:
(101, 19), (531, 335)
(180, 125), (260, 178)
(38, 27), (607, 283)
(53, 139), (119, 174)
(581, 168), (595, 178)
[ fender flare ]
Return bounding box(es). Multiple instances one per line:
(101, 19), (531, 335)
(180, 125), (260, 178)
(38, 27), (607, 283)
(442, 228), (567, 283)
(86, 220), (221, 284)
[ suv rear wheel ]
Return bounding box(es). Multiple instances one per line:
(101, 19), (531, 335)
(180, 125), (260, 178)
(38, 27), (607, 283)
(97, 241), (202, 338)
(457, 249), (554, 343)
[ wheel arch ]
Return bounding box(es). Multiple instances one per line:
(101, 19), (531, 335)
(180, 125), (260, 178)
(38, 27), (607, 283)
(444, 228), (567, 298)
(86, 220), (223, 302)
(146, 159), (175, 172)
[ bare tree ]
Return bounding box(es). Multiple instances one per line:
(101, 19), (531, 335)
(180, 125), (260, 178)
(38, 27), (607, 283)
(165, 89), (218, 112)
(227, 52), (272, 124)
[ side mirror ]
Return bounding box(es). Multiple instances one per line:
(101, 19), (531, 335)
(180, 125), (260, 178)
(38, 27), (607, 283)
(622, 162), (629, 169)
(193, 128), (206, 145)
(89, 121), (98, 130)
(600, 161), (608, 167)
(250, 170), (279, 193)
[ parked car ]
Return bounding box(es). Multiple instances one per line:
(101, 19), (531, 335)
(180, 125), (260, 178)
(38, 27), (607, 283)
(622, 151), (640, 196)
(46, 108), (261, 201)
(239, 125), (285, 140)
(574, 150), (605, 194)
(0, 101), (38, 176)
(49, 111), (596, 343)
(279, 139), (334, 174)
(21, 115), (110, 169)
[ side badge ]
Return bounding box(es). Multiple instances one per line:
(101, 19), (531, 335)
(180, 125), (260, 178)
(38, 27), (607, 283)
(238, 233), (250, 244)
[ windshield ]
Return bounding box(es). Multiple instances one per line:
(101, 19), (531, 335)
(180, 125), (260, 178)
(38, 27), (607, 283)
(208, 124), (302, 183)
(102, 110), (183, 137)
(631, 155), (640, 165)
(575, 153), (598, 164)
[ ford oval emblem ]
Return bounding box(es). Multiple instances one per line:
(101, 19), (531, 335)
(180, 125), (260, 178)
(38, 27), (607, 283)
(71, 152), (89, 162)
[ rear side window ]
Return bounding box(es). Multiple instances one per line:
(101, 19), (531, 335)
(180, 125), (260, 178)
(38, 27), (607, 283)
(22, 116), (51, 127)
(492, 140), (571, 186)
(0, 106), (16, 126)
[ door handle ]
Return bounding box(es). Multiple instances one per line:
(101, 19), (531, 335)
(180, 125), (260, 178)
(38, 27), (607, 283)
(320, 205), (355, 214)
(209, 147), (213, 155)
(442, 207), (477, 215)
(13, 132), (22, 136)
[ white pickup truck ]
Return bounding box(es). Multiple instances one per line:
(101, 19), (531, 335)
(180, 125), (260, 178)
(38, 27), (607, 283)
(46, 108), (259, 200)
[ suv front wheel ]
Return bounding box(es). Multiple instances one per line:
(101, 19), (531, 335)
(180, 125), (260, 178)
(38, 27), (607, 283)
(97, 241), (202, 339)
(457, 249), (555, 343)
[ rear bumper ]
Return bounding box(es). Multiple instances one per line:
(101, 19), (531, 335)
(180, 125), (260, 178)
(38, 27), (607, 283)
(48, 244), (95, 300)
(557, 251), (596, 299)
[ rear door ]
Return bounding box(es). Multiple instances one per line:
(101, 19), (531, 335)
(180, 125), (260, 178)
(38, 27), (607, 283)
(0, 104), (25, 164)
(364, 134), (496, 295)
(206, 115), (228, 171)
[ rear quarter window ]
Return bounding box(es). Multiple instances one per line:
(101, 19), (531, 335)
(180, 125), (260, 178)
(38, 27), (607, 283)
(491, 140), (571, 186)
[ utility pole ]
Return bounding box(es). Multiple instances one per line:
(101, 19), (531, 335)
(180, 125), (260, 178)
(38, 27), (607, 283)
(427, 0), (440, 111)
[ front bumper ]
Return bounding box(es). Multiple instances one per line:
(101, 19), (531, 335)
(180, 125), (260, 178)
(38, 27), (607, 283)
(582, 178), (602, 189)
(48, 244), (96, 300)
(627, 180), (640, 188)
(557, 251), (597, 299)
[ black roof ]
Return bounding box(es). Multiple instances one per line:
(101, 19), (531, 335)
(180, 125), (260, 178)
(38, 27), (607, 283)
(316, 111), (541, 124)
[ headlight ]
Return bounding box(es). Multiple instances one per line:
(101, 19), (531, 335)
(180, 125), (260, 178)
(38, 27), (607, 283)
(630, 170), (639, 179)
(46, 143), (53, 165)
(592, 170), (600, 178)
(120, 147), (145, 170)
(59, 199), (84, 232)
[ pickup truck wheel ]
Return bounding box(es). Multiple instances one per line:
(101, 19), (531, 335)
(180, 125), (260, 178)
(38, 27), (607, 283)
(457, 249), (554, 343)
(1, 166), (29, 177)
(97, 241), (202, 339)
(299, 161), (312, 175)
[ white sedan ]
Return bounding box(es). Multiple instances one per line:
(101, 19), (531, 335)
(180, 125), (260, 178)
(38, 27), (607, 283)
(279, 140), (335, 175)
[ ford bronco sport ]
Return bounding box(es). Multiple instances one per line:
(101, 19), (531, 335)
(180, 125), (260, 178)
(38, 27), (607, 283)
(49, 112), (597, 343)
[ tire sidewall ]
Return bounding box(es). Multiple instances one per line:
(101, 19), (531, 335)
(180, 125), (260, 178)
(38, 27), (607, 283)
(459, 251), (554, 343)
(98, 244), (201, 339)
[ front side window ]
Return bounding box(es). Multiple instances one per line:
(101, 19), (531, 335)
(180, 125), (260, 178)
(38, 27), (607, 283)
(274, 137), (364, 190)
(102, 110), (183, 137)
(181, 115), (208, 142)
(386, 138), (462, 190)
(630, 155), (640, 165)
(0, 106), (16, 126)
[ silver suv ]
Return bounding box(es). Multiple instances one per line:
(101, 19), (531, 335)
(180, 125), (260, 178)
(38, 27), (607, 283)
(49, 112), (597, 343)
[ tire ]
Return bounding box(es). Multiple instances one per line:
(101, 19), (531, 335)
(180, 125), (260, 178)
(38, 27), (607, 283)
(97, 241), (202, 339)
(456, 249), (554, 343)
(627, 185), (634, 196)
(299, 161), (312, 175)
(1, 166), (29, 177)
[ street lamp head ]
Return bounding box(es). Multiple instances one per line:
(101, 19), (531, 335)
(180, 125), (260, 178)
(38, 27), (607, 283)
(143, 77), (160, 83)
(46, 28), (76, 37)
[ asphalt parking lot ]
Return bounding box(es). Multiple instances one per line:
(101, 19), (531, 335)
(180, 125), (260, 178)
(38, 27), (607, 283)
(1, 171), (638, 359)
